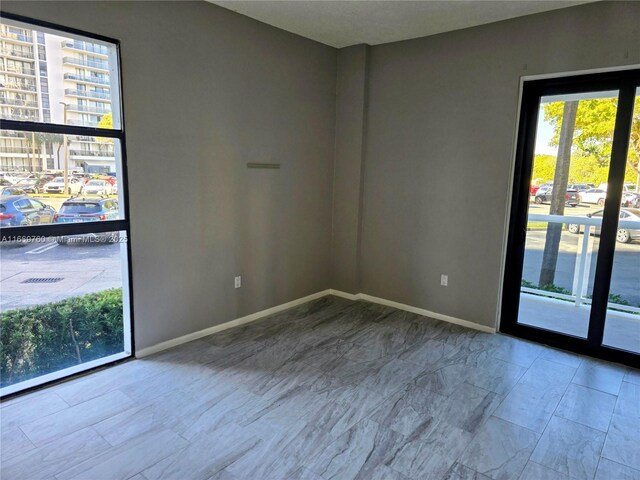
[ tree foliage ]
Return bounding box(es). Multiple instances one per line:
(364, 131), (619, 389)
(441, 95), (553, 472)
(543, 96), (640, 183)
(532, 154), (631, 185)
(0, 289), (124, 387)
(97, 112), (113, 130)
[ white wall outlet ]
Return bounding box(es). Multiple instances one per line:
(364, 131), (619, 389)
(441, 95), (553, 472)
(440, 274), (448, 287)
(234, 276), (242, 289)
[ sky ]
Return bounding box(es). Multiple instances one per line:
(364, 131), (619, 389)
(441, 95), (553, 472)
(534, 108), (558, 156)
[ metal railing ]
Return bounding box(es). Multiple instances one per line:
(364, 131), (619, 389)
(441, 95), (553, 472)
(0, 131), (26, 138)
(63, 73), (110, 85)
(0, 32), (33, 43)
(62, 57), (109, 70)
(69, 150), (114, 157)
(66, 104), (111, 114)
(0, 146), (41, 153)
(61, 40), (109, 56)
(68, 120), (99, 127)
(0, 65), (36, 76)
(0, 98), (38, 107)
(64, 88), (111, 100)
(0, 113), (39, 121)
(1, 82), (37, 92)
(524, 213), (640, 314)
(0, 48), (34, 59)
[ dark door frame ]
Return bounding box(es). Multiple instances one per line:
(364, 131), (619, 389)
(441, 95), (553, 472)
(501, 69), (640, 369)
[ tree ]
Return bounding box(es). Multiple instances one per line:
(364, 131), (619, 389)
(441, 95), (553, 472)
(539, 101), (578, 287)
(544, 96), (640, 187)
(96, 112), (113, 151)
(37, 133), (64, 170)
(97, 112), (112, 130)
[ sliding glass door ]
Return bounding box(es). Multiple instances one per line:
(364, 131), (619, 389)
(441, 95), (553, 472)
(502, 70), (639, 367)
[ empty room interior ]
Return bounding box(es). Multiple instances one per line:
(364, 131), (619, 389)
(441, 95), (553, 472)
(1, 1), (639, 479)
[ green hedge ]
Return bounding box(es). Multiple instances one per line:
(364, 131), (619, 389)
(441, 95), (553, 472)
(1, 288), (124, 388)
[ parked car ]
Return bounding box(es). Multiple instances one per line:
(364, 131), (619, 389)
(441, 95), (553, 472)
(567, 183), (594, 193)
(534, 187), (580, 207)
(580, 188), (607, 205)
(0, 195), (56, 227)
(599, 183), (637, 193)
(72, 173), (92, 184)
(0, 172), (24, 184)
(0, 187), (27, 196)
(54, 197), (120, 243)
(15, 178), (50, 194)
(81, 179), (113, 195)
(0, 178), (12, 187)
(43, 177), (83, 195)
(622, 192), (640, 208)
(566, 208), (640, 243)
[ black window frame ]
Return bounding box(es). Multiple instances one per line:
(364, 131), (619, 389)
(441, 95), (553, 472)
(0, 11), (135, 398)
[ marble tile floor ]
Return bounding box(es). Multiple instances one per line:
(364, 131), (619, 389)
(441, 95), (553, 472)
(1, 295), (639, 480)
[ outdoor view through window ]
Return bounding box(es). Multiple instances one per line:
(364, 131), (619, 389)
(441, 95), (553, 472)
(0, 17), (131, 395)
(519, 89), (640, 353)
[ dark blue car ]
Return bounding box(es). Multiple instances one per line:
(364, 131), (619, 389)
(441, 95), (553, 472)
(54, 197), (120, 244)
(0, 195), (57, 227)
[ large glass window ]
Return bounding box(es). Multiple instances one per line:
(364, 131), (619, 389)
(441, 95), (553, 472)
(0, 15), (130, 396)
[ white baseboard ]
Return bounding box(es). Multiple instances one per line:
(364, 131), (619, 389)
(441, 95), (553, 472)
(328, 289), (360, 301)
(329, 289), (496, 334)
(136, 289), (331, 358)
(137, 287), (495, 358)
(357, 293), (496, 334)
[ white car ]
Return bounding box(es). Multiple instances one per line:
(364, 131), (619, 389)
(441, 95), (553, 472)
(44, 177), (83, 195)
(579, 188), (607, 206)
(81, 179), (113, 195)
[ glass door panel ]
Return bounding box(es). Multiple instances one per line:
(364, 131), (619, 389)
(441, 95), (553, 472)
(518, 91), (619, 337)
(602, 89), (640, 353)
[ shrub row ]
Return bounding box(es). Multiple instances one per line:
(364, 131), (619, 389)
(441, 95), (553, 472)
(0, 288), (124, 387)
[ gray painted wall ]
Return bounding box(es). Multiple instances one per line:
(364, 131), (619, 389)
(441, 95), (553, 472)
(330, 44), (369, 294)
(2, 1), (337, 349)
(359, 1), (640, 328)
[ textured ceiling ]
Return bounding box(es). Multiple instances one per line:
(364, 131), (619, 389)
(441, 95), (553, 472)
(209, 1), (595, 48)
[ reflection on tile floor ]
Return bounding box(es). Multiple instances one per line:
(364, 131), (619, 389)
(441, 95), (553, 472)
(1, 295), (639, 479)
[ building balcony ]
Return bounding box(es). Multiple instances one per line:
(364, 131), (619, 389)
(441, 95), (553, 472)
(0, 146), (42, 154)
(69, 149), (114, 158)
(0, 31), (33, 44)
(64, 88), (111, 100)
(73, 135), (97, 142)
(61, 40), (109, 57)
(0, 48), (34, 60)
(63, 73), (110, 86)
(0, 65), (36, 76)
(68, 119), (100, 128)
(62, 57), (109, 71)
(0, 97), (38, 108)
(0, 82), (37, 92)
(66, 104), (111, 115)
(0, 112), (39, 121)
(0, 131), (26, 138)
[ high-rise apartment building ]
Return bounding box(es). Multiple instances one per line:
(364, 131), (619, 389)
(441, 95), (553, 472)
(0, 24), (114, 173)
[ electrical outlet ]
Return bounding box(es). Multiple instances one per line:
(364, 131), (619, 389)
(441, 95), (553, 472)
(234, 276), (242, 289)
(440, 274), (448, 287)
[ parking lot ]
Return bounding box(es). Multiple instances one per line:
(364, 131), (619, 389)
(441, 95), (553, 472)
(0, 237), (125, 312)
(0, 195), (637, 311)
